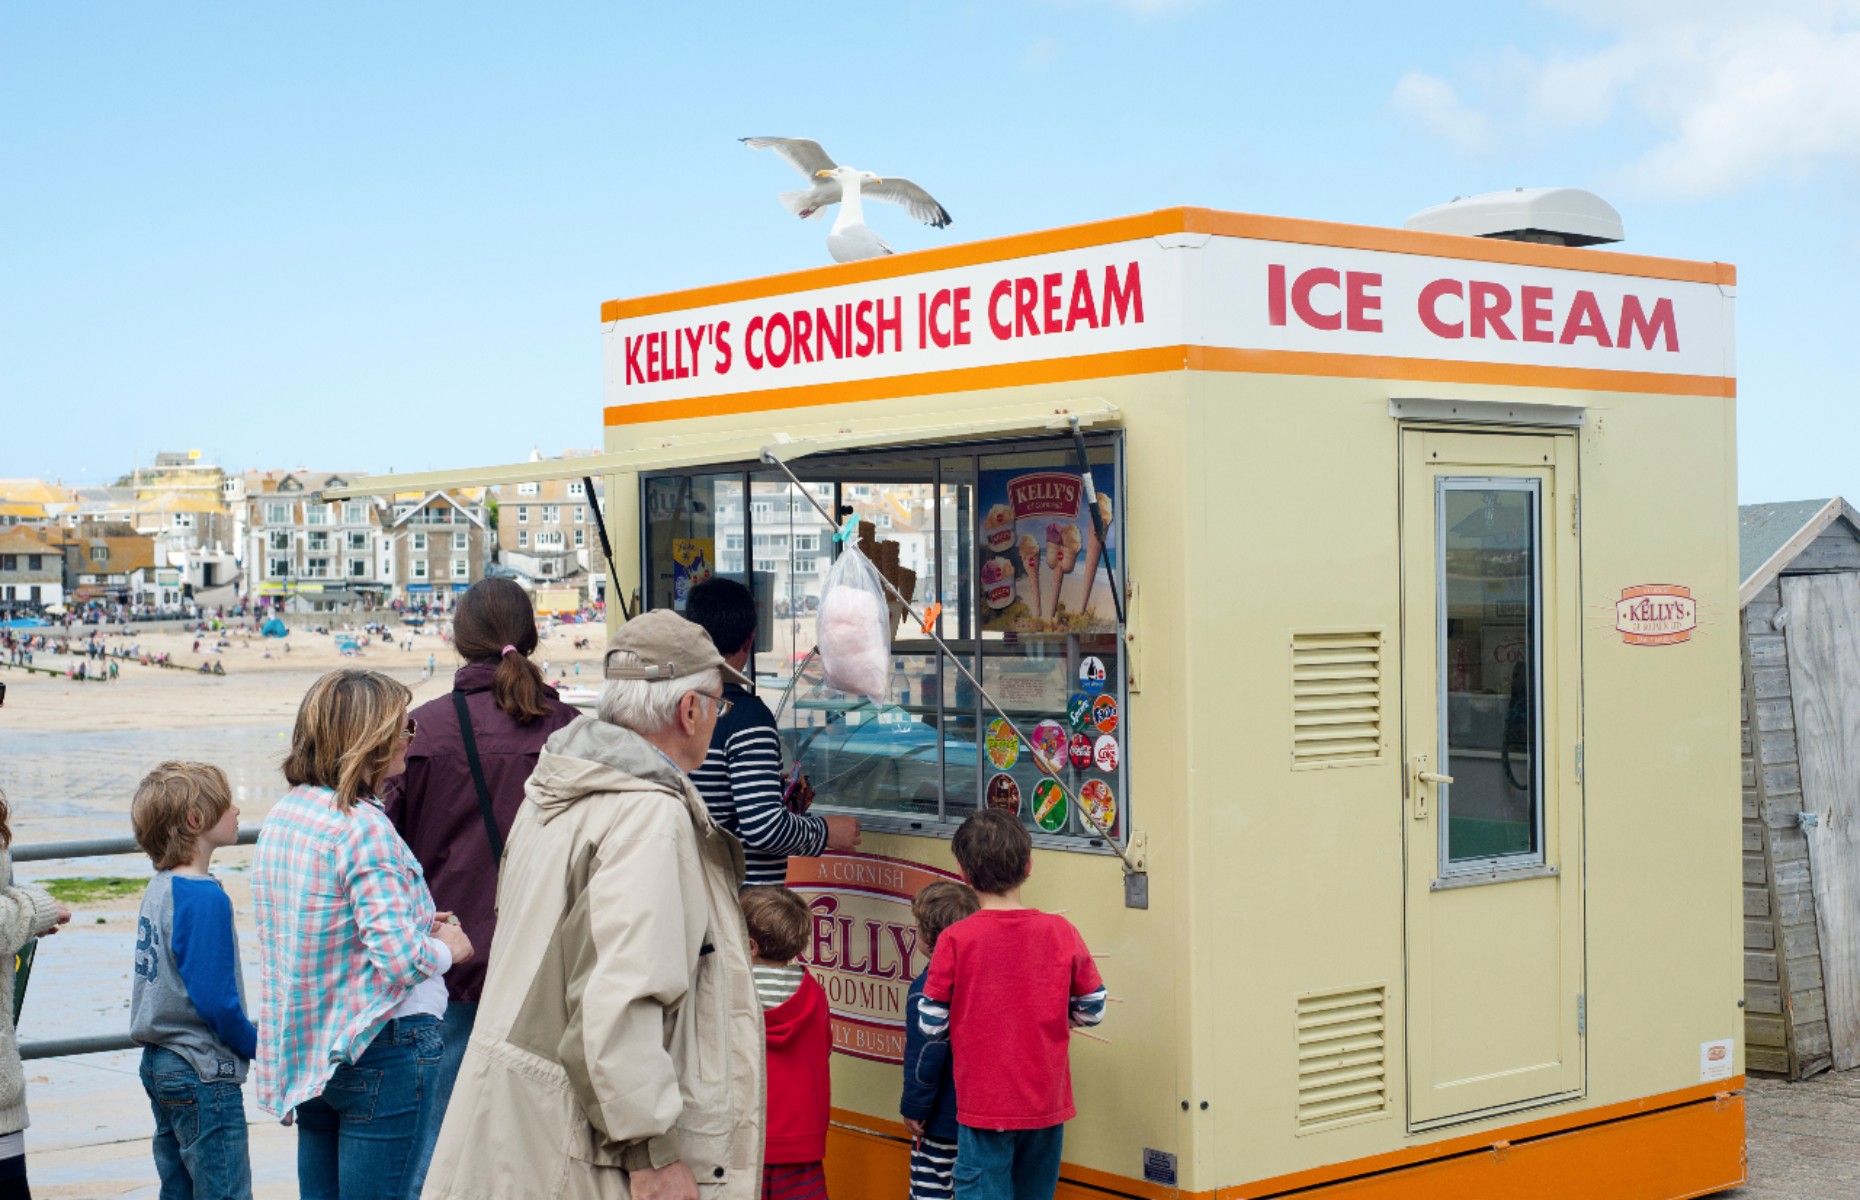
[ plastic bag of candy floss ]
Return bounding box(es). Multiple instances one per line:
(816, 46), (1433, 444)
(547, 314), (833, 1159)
(816, 545), (893, 704)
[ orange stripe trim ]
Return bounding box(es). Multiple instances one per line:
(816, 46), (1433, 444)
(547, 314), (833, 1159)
(600, 207), (1735, 323)
(1183, 208), (1737, 288)
(1188, 346), (1737, 398)
(600, 211), (1183, 322)
(602, 345), (1733, 427)
(833, 1078), (1742, 1199)
(1216, 1078), (1744, 1199)
(602, 346), (1189, 426)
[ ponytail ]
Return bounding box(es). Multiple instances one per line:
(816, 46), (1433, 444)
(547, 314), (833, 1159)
(453, 578), (554, 724)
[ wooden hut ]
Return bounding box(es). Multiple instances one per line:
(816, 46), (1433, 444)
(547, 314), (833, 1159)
(1740, 497), (1860, 1078)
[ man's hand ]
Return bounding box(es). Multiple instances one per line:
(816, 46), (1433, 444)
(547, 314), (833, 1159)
(434, 919), (474, 966)
(824, 815), (862, 852)
(903, 1116), (926, 1138)
(630, 1161), (699, 1200)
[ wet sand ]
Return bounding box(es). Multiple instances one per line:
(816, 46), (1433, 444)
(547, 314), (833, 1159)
(0, 619), (604, 1194)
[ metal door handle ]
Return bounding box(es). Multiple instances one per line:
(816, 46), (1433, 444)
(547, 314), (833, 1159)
(1417, 771), (1455, 785)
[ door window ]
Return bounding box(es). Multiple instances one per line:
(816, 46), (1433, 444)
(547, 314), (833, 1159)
(1437, 479), (1541, 869)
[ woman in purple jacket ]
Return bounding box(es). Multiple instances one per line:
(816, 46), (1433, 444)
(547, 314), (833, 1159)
(384, 578), (579, 1193)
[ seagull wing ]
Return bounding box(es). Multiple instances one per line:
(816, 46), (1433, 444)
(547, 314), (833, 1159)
(740, 137), (838, 180)
(864, 177), (953, 229)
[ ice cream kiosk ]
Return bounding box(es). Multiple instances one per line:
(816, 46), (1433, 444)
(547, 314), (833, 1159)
(337, 195), (1747, 1197)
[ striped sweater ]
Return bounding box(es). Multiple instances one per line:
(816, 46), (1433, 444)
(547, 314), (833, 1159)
(691, 683), (828, 888)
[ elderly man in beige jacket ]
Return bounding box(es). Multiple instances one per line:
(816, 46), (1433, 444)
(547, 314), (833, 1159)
(422, 610), (764, 1200)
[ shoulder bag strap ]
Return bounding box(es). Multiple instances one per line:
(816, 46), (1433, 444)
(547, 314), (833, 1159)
(452, 690), (506, 863)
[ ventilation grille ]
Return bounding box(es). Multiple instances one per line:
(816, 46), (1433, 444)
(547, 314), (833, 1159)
(1291, 632), (1384, 766)
(1297, 985), (1389, 1130)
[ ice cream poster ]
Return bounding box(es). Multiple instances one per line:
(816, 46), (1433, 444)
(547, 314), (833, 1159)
(978, 467), (1118, 633)
(671, 538), (714, 611)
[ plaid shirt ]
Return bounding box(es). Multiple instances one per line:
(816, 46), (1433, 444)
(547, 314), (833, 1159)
(252, 784), (442, 1116)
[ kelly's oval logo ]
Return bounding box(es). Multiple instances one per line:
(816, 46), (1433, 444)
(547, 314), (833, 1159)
(1616, 584), (1697, 646)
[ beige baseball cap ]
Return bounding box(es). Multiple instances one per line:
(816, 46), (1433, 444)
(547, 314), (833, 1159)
(604, 609), (752, 687)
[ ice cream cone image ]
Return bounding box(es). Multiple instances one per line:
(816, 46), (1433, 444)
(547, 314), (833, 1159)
(1018, 533), (1043, 617)
(1080, 493), (1113, 616)
(1044, 522), (1082, 618)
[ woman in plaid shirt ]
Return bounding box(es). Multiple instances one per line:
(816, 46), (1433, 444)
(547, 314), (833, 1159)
(254, 670), (476, 1199)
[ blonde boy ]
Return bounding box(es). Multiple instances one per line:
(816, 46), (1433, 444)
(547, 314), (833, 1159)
(130, 762), (257, 1200)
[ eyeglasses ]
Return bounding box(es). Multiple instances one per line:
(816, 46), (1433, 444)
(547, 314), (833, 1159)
(400, 715), (419, 741)
(699, 692), (733, 719)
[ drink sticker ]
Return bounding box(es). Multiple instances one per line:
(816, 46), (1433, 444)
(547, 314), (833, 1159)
(1030, 720), (1069, 773)
(986, 773), (1022, 815)
(1069, 732), (1094, 770)
(985, 718), (1020, 770)
(1092, 695), (1120, 734)
(1066, 693), (1094, 728)
(1032, 779), (1068, 832)
(1079, 656), (1107, 695)
(1079, 779), (1116, 833)
(1093, 734), (1120, 773)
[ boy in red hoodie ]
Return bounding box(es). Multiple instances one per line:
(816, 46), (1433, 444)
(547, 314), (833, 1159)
(918, 811), (1107, 1200)
(743, 886), (833, 1200)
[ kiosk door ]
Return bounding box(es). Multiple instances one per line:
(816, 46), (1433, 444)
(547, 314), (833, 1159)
(1399, 428), (1584, 1129)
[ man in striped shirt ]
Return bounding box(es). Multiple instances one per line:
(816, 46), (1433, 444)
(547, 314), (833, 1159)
(687, 579), (860, 886)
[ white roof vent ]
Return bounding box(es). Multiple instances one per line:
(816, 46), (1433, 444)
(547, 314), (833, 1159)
(1405, 187), (1623, 247)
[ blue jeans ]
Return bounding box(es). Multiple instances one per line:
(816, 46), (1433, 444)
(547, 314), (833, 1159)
(406, 1001), (474, 1197)
(295, 1015), (443, 1200)
(954, 1124), (1065, 1200)
(140, 1045), (253, 1200)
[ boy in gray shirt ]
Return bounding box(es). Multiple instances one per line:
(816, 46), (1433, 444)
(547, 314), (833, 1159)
(130, 763), (257, 1200)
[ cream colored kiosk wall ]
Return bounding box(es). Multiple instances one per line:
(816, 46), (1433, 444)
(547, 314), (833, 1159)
(1183, 373), (1739, 1187)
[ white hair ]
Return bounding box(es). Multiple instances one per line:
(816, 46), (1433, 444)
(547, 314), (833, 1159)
(597, 653), (721, 734)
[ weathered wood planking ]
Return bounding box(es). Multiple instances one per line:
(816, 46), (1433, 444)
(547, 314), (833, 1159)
(1788, 529), (1860, 574)
(1781, 572), (1860, 1071)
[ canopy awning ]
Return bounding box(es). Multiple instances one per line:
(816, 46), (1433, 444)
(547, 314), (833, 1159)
(316, 398), (1119, 500)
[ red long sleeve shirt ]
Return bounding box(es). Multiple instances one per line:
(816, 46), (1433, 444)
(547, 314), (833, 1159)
(921, 908), (1105, 1130)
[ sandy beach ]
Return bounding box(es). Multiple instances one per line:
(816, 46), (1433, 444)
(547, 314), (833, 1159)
(0, 617), (607, 1196)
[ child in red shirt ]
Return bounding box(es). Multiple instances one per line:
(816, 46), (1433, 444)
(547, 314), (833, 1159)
(743, 887), (833, 1200)
(918, 811), (1106, 1200)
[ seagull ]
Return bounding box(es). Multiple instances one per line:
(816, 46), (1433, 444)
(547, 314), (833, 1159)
(741, 137), (952, 263)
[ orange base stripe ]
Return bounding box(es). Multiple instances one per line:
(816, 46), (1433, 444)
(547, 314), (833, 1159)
(604, 345), (1733, 427)
(825, 1080), (1745, 1200)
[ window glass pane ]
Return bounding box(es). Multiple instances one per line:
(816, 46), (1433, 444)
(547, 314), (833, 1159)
(1440, 482), (1540, 864)
(642, 437), (1122, 844)
(644, 473), (742, 612)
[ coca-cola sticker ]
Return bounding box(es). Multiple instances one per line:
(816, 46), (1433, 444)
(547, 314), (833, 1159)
(1616, 584), (1697, 647)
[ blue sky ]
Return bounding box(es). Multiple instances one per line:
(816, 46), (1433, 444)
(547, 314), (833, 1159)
(4, 1), (1856, 504)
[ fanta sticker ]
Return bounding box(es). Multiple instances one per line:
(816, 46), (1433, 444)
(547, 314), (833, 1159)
(1078, 779), (1116, 834)
(1032, 779), (1068, 833)
(1093, 695), (1120, 734)
(1069, 732), (1094, 770)
(1067, 693), (1093, 728)
(1030, 720), (1069, 773)
(1093, 734), (1120, 773)
(986, 773), (1022, 815)
(985, 719), (1020, 770)
(1079, 656), (1107, 695)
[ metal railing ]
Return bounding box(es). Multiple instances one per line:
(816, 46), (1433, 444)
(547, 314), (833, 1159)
(15, 827), (261, 1060)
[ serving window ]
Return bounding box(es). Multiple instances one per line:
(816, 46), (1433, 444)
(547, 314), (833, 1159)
(640, 433), (1128, 852)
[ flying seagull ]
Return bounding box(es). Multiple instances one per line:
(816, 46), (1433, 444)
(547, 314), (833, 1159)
(741, 137), (952, 263)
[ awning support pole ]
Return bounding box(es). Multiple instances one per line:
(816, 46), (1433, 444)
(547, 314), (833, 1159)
(583, 475), (633, 620)
(1068, 417), (1125, 626)
(759, 448), (1141, 879)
